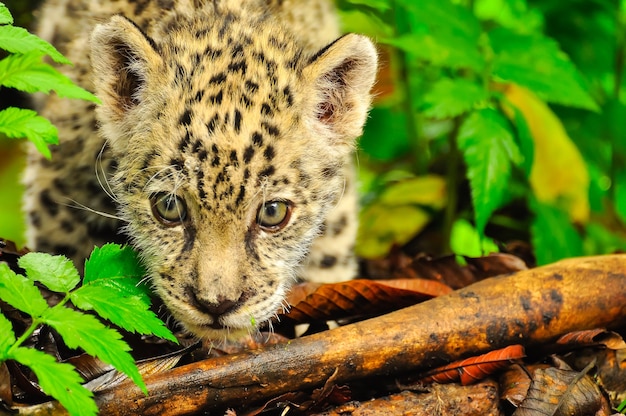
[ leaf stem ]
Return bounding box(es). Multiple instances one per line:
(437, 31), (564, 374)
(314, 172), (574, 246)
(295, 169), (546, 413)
(441, 118), (463, 254)
(6, 318), (42, 356)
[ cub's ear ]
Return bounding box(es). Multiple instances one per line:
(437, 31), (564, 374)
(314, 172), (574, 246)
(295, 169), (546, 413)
(303, 34), (378, 150)
(90, 15), (162, 123)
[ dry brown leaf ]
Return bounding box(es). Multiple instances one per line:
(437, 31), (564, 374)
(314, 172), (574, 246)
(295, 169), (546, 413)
(280, 278), (452, 324)
(556, 329), (626, 350)
(513, 361), (610, 416)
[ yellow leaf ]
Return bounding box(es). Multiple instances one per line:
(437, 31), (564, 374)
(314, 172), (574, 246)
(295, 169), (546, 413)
(356, 204), (431, 259)
(503, 84), (589, 222)
(379, 175), (447, 209)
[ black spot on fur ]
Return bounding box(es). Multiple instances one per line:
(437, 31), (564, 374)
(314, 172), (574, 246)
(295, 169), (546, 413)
(204, 46), (223, 59)
(240, 94), (252, 108)
(252, 132), (264, 146)
(229, 149), (238, 165)
(179, 109), (192, 126)
(228, 60), (247, 74)
(40, 190), (58, 216)
(207, 113), (219, 135)
(261, 103), (273, 116)
(263, 145), (275, 161)
(209, 72), (227, 84)
(231, 44), (244, 58)
(245, 80), (259, 93)
(260, 165), (275, 177)
(235, 185), (246, 205)
(234, 109), (242, 133)
(179, 131), (191, 151)
(283, 86), (293, 107)
(210, 90), (223, 105)
(321, 166), (337, 178)
(243, 146), (255, 163)
(261, 122), (279, 137)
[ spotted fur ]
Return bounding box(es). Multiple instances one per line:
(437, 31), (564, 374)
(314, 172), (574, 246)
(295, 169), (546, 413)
(24, 0), (378, 339)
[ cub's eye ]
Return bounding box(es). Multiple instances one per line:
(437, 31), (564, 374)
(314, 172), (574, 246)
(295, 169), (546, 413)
(256, 200), (292, 231)
(151, 193), (187, 225)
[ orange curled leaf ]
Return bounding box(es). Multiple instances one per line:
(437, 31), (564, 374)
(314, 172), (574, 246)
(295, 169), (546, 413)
(420, 344), (525, 385)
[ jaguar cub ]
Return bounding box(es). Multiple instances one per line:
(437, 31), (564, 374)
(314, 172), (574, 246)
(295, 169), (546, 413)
(24, 0), (378, 339)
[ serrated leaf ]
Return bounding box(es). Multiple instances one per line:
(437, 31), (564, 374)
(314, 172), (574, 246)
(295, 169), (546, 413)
(0, 53), (99, 102)
(0, 312), (15, 357)
(71, 285), (177, 342)
(458, 108), (521, 236)
(41, 305), (147, 394)
(84, 244), (150, 300)
(0, 25), (70, 64)
(0, 107), (58, 159)
(0, 3), (12, 25)
(531, 201), (583, 265)
(383, 0), (484, 71)
(10, 347), (96, 416)
(383, 32), (484, 72)
(18, 252), (80, 293)
(490, 28), (598, 111)
(422, 78), (489, 119)
(0, 263), (48, 317)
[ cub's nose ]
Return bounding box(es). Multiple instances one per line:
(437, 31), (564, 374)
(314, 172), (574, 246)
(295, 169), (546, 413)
(193, 294), (237, 317)
(187, 288), (252, 328)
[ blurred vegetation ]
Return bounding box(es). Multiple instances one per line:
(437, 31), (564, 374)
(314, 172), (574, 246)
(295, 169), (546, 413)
(1, 0), (626, 266)
(338, 0), (626, 264)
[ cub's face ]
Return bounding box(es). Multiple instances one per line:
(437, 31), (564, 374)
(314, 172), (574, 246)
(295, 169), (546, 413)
(90, 14), (377, 339)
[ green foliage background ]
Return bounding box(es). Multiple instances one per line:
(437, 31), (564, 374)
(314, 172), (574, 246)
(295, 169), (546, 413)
(2, 0), (626, 264)
(338, 0), (626, 264)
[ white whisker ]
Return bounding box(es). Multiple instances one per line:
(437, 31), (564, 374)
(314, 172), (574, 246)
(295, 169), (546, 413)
(60, 198), (126, 222)
(94, 142), (119, 203)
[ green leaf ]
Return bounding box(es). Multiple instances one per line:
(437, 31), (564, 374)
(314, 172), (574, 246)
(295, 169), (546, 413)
(84, 244), (150, 300)
(0, 312), (15, 357)
(422, 78), (489, 119)
(10, 347), (97, 416)
(18, 252), (80, 293)
(0, 53), (99, 102)
(0, 25), (71, 64)
(384, 0), (484, 71)
(458, 108), (521, 236)
(450, 219), (499, 257)
(0, 3), (13, 25)
(41, 305), (147, 394)
(0, 107), (58, 159)
(489, 28), (598, 111)
(0, 263), (48, 317)
(71, 285), (177, 342)
(503, 99), (534, 177)
(345, 0), (391, 12)
(531, 200), (583, 265)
